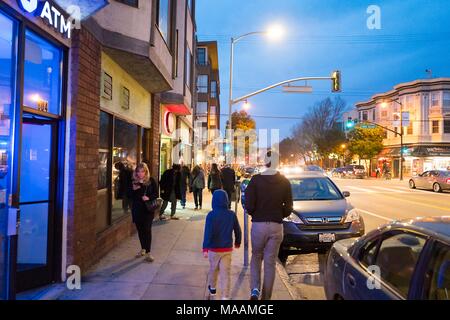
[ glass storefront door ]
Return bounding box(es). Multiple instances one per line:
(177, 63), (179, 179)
(0, 10), (17, 300)
(16, 118), (57, 291)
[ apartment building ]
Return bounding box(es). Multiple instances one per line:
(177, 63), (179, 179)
(355, 78), (450, 178)
(195, 41), (220, 163)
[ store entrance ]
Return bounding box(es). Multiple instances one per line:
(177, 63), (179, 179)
(16, 117), (58, 292)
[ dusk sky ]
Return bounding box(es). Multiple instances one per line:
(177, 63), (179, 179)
(196, 0), (450, 139)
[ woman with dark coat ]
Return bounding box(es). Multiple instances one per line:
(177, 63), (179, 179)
(130, 163), (158, 262)
(191, 165), (206, 210)
(208, 163), (223, 194)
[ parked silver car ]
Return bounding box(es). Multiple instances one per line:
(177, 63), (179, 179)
(409, 170), (450, 193)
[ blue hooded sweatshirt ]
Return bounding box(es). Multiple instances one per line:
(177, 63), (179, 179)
(202, 190), (242, 253)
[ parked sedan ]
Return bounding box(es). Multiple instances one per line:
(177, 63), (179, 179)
(324, 217), (450, 300)
(279, 172), (365, 262)
(409, 170), (450, 192)
(331, 167), (346, 178)
(343, 165), (366, 179)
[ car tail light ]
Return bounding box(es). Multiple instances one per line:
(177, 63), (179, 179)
(446, 178), (450, 184)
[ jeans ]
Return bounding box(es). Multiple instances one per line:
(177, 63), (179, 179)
(224, 188), (233, 209)
(135, 217), (153, 253)
(208, 251), (232, 299)
(250, 222), (283, 300)
(160, 190), (177, 217)
(180, 189), (187, 207)
(193, 187), (203, 208)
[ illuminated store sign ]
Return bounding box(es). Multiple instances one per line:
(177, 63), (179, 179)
(17, 0), (72, 38)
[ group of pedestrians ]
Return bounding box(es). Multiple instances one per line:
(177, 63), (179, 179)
(202, 151), (293, 301)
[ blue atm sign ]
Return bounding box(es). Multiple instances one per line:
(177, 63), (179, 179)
(17, 0), (72, 38)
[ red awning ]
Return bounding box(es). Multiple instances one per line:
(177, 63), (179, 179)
(164, 104), (191, 115)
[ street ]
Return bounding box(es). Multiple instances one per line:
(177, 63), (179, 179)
(285, 177), (450, 300)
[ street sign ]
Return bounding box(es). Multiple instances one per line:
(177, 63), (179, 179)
(361, 124), (376, 129)
(282, 85), (313, 93)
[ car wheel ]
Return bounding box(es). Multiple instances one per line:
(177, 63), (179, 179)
(409, 180), (416, 189)
(433, 183), (443, 193)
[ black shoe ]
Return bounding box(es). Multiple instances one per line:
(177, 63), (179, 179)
(208, 285), (217, 296)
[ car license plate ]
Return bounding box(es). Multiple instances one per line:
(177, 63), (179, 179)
(319, 233), (336, 243)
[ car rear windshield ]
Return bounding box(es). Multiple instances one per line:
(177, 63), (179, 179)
(290, 177), (342, 201)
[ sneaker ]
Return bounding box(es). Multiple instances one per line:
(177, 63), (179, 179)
(171, 216), (180, 220)
(208, 285), (217, 296)
(194, 207), (198, 210)
(135, 249), (146, 258)
(250, 288), (260, 300)
(144, 253), (154, 262)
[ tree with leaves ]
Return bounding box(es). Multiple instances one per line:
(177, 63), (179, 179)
(230, 111), (256, 164)
(348, 126), (384, 172)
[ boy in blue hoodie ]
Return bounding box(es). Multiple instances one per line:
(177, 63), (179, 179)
(203, 189), (242, 299)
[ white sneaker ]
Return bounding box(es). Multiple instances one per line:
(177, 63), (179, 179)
(135, 249), (146, 258)
(145, 253), (155, 262)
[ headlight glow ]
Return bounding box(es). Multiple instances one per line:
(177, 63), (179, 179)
(344, 209), (360, 223)
(283, 212), (304, 224)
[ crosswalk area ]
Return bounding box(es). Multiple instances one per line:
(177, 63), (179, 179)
(337, 185), (450, 195)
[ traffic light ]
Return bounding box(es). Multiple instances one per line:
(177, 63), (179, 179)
(346, 117), (354, 129)
(332, 70), (341, 93)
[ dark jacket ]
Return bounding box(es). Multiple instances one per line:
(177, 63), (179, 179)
(191, 170), (205, 190)
(244, 170), (293, 223)
(208, 171), (223, 190)
(159, 168), (182, 201)
(202, 190), (242, 253)
(221, 167), (236, 191)
(130, 177), (158, 223)
(180, 166), (191, 192)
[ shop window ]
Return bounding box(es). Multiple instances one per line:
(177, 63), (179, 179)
(432, 121), (440, 134)
(197, 75), (208, 93)
(97, 112), (112, 232)
(23, 30), (62, 115)
(112, 118), (138, 222)
(444, 120), (450, 134)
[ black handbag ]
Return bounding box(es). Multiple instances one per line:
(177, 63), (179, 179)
(143, 185), (158, 213)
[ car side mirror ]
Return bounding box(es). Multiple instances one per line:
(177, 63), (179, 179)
(342, 191), (350, 197)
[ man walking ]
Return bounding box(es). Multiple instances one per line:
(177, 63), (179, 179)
(244, 151), (293, 300)
(159, 164), (182, 220)
(220, 164), (236, 209)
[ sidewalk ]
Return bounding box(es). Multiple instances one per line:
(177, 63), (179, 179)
(19, 192), (294, 300)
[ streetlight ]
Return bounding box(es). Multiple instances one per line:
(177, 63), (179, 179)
(381, 99), (404, 181)
(227, 25), (285, 163)
(242, 101), (251, 111)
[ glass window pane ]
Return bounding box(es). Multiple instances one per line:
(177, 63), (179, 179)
(426, 242), (450, 300)
(158, 0), (170, 43)
(112, 118), (137, 221)
(196, 102), (207, 115)
(0, 11), (16, 299)
(17, 203), (49, 268)
(20, 122), (52, 203)
(23, 30), (62, 115)
(185, 45), (192, 88)
(376, 233), (426, 298)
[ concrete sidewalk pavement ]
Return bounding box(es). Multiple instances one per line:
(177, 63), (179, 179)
(19, 191), (294, 300)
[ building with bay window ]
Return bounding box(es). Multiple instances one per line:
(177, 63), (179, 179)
(355, 78), (450, 178)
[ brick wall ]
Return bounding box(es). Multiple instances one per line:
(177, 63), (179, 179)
(150, 94), (161, 179)
(67, 27), (101, 271)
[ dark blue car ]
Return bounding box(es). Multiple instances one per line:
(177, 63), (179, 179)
(324, 217), (450, 300)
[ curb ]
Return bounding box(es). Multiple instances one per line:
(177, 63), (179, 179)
(275, 259), (299, 300)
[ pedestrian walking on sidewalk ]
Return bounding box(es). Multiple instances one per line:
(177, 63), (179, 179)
(159, 164), (182, 220)
(130, 163), (158, 262)
(221, 164), (236, 209)
(180, 163), (191, 209)
(244, 150), (293, 300)
(208, 163), (223, 194)
(203, 190), (242, 300)
(191, 165), (205, 210)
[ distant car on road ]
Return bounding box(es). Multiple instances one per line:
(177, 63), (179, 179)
(409, 170), (450, 193)
(331, 167), (346, 178)
(343, 165), (366, 179)
(279, 172), (365, 262)
(324, 217), (450, 300)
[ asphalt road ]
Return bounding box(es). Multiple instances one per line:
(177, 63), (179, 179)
(285, 177), (450, 300)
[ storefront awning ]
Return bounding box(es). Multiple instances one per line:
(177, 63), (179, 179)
(164, 104), (191, 116)
(378, 145), (450, 158)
